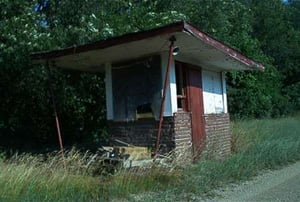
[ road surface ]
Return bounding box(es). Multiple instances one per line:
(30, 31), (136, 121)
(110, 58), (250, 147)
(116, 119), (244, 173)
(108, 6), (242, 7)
(208, 161), (300, 202)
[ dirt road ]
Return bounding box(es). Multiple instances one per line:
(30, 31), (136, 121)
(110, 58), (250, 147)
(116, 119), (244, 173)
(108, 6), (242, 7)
(208, 161), (300, 202)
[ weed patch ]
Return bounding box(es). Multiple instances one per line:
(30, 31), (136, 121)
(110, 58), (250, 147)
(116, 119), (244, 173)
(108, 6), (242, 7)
(0, 116), (299, 201)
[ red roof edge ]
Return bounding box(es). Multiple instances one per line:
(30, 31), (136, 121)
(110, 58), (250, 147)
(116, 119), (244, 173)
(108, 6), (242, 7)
(182, 21), (265, 71)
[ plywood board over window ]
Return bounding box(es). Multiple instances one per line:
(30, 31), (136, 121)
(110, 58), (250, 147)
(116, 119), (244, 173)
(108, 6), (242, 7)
(112, 56), (162, 121)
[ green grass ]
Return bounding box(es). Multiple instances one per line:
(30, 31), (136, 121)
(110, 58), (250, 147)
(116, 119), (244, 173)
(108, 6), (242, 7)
(0, 151), (181, 201)
(154, 115), (300, 200)
(0, 115), (300, 201)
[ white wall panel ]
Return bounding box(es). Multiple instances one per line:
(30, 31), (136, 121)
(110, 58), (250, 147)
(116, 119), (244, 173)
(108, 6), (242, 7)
(202, 70), (224, 114)
(161, 52), (177, 116)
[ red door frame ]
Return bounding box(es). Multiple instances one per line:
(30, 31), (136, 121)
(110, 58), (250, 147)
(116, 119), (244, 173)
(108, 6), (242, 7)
(176, 62), (205, 157)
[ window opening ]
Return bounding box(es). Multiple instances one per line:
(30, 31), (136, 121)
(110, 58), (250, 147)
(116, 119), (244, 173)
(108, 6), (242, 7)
(175, 62), (187, 111)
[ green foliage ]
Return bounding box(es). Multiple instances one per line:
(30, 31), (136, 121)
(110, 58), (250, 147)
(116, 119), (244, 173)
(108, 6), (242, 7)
(0, 1), (109, 149)
(283, 82), (300, 111)
(227, 66), (290, 118)
(0, 1), (51, 149)
(247, 0), (300, 109)
(0, 0), (299, 149)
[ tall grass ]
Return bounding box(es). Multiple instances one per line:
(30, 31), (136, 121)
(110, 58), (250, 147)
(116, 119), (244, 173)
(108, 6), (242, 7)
(0, 116), (300, 201)
(156, 116), (300, 200)
(0, 150), (181, 201)
(134, 116), (300, 201)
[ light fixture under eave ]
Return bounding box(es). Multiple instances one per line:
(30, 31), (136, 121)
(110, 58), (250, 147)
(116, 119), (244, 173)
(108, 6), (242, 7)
(172, 46), (180, 56)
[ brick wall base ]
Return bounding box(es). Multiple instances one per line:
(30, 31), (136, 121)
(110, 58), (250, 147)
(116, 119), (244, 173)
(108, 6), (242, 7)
(108, 111), (192, 155)
(203, 113), (231, 159)
(108, 117), (174, 154)
(173, 111), (192, 155)
(108, 112), (231, 159)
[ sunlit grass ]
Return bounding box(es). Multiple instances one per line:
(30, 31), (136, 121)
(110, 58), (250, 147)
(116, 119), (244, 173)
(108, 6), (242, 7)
(176, 116), (300, 199)
(0, 150), (181, 201)
(0, 115), (299, 201)
(138, 115), (300, 201)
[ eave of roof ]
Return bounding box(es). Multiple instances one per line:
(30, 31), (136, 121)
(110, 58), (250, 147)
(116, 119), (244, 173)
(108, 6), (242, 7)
(31, 21), (185, 61)
(182, 22), (264, 71)
(30, 21), (264, 71)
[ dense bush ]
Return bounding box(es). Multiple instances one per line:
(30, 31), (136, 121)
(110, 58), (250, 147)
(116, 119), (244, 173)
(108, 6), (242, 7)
(0, 0), (299, 150)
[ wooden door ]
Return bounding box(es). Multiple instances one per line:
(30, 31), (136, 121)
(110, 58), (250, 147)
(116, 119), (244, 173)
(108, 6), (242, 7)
(186, 66), (205, 157)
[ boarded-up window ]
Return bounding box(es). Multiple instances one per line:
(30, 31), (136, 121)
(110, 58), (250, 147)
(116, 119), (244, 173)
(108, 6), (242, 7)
(202, 70), (224, 114)
(112, 56), (161, 121)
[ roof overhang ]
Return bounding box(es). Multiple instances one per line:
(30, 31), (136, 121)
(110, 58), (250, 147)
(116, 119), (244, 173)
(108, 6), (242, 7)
(30, 21), (264, 72)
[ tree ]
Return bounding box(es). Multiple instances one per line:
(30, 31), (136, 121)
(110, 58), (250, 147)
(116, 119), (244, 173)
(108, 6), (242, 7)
(1, 0), (298, 152)
(245, 0), (300, 112)
(0, 0), (107, 150)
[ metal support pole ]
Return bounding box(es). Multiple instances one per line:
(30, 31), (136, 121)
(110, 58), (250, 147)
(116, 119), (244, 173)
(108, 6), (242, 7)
(153, 36), (176, 160)
(46, 61), (67, 170)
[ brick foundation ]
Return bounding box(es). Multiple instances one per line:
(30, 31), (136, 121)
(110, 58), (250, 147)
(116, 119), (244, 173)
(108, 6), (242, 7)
(204, 113), (231, 159)
(108, 111), (192, 154)
(109, 112), (231, 159)
(173, 111), (192, 149)
(108, 117), (174, 154)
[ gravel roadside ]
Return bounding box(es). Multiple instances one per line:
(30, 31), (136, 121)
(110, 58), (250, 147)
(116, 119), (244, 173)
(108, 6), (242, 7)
(124, 161), (300, 202)
(206, 161), (300, 202)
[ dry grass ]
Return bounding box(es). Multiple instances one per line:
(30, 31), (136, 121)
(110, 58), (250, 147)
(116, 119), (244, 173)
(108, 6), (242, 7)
(1, 115), (300, 201)
(0, 147), (183, 201)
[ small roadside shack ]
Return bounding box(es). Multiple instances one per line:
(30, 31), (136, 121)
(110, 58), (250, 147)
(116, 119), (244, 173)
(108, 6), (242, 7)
(31, 21), (264, 159)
